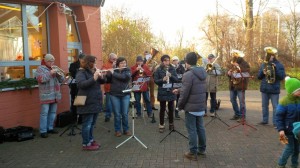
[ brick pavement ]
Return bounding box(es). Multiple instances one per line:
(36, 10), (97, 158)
(0, 90), (290, 168)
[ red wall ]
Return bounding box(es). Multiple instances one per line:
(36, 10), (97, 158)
(0, 3), (102, 129)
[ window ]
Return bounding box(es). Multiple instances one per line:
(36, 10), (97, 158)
(0, 3), (48, 81)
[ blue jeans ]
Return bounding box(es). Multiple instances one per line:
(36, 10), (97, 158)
(134, 91), (152, 116)
(110, 95), (130, 133)
(185, 112), (206, 154)
(230, 90), (246, 118)
(105, 93), (113, 119)
(40, 103), (57, 133)
(81, 113), (98, 145)
(278, 134), (299, 167)
(261, 93), (279, 125)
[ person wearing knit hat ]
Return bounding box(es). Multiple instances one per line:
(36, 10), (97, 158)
(275, 77), (300, 168)
(35, 53), (65, 138)
(205, 53), (222, 117)
(130, 55), (152, 118)
(154, 54), (179, 133)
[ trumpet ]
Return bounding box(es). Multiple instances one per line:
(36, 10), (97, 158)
(138, 64), (144, 76)
(51, 65), (65, 78)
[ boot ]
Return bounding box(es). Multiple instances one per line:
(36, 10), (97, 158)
(169, 123), (174, 130)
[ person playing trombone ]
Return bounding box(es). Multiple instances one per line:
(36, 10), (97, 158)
(205, 54), (222, 117)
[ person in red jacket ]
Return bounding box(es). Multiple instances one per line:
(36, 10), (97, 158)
(102, 53), (117, 122)
(131, 56), (153, 117)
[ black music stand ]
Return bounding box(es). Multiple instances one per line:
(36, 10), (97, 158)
(206, 68), (229, 127)
(228, 72), (257, 134)
(115, 87), (148, 149)
(160, 83), (188, 143)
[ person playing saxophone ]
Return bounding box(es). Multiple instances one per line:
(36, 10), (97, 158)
(257, 47), (286, 128)
(227, 50), (250, 122)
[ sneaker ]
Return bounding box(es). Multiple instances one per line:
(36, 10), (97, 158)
(159, 124), (165, 133)
(258, 121), (268, 125)
(237, 117), (245, 123)
(40, 133), (48, 138)
(104, 117), (110, 122)
(48, 129), (59, 134)
(91, 140), (100, 147)
(210, 113), (215, 117)
(147, 113), (153, 118)
(123, 131), (132, 136)
(82, 145), (99, 151)
(115, 131), (122, 137)
(230, 115), (239, 120)
(197, 151), (207, 158)
(184, 152), (197, 161)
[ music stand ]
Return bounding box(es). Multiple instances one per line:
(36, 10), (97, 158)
(160, 82), (188, 143)
(206, 68), (229, 127)
(228, 71), (257, 134)
(115, 88), (148, 149)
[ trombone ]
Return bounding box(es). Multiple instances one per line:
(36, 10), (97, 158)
(206, 55), (220, 71)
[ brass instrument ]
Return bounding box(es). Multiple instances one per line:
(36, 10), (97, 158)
(138, 64), (143, 76)
(230, 61), (242, 85)
(206, 55), (220, 71)
(52, 65), (65, 78)
(263, 47), (277, 84)
(231, 49), (245, 58)
(146, 48), (159, 67)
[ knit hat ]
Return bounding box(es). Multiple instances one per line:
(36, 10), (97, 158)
(285, 76), (300, 95)
(160, 55), (170, 62)
(136, 55), (143, 62)
(185, 52), (198, 65)
(78, 53), (85, 59)
(44, 54), (55, 62)
(208, 54), (215, 59)
(172, 56), (179, 61)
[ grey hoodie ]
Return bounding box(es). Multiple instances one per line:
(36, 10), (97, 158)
(178, 66), (207, 112)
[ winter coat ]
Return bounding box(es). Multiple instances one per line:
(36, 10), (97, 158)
(154, 64), (179, 101)
(35, 65), (64, 104)
(107, 68), (131, 97)
(178, 66), (207, 112)
(76, 68), (106, 115)
(131, 64), (152, 92)
(276, 95), (300, 135)
(102, 61), (114, 93)
(206, 63), (221, 93)
(172, 64), (185, 81)
(257, 59), (286, 94)
(227, 58), (250, 90)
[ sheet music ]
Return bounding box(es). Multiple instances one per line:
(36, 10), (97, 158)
(162, 83), (172, 89)
(173, 83), (182, 88)
(232, 72), (251, 78)
(132, 84), (141, 91)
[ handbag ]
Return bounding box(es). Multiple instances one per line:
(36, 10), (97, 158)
(73, 95), (87, 106)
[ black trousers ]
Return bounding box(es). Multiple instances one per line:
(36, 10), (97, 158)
(159, 101), (174, 125)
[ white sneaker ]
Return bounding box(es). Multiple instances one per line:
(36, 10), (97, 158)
(210, 113), (215, 117)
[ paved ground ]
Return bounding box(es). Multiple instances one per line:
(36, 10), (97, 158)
(0, 90), (291, 168)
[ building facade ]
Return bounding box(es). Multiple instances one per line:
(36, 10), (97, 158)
(0, 0), (103, 128)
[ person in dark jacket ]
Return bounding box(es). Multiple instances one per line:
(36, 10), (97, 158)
(69, 53), (85, 116)
(106, 57), (132, 137)
(276, 77), (300, 168)
(227, 50), (250, 122)
(131, 56), (152, 117)
(154, 54), (179, 133)
(171, 56), (186, 119)
(174, 52), (207, 161)
(257, 47), (286, 127)
(76, 55), (106, 151)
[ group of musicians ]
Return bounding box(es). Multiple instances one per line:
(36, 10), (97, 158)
(36, 47), (288, 153)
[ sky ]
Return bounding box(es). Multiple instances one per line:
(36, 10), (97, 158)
(101, 0), (290, 48)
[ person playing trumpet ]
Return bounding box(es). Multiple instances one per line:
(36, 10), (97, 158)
(205, 54), (222, 117)
(227, 50), (250, 122)
(130, 56), (152, 118)
(257, 47), (285, 127)
(35, 54), (65, 138)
